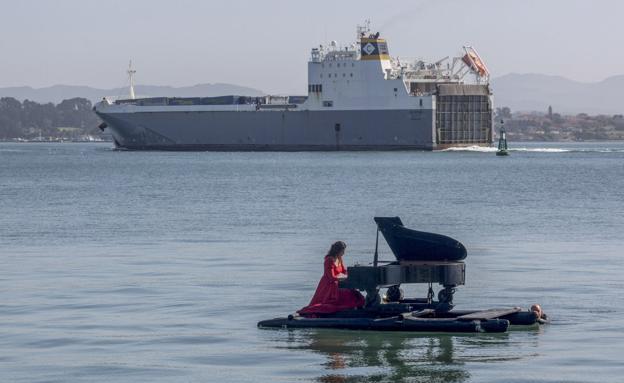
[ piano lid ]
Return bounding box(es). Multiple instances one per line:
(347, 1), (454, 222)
(374, 217), (467, 262)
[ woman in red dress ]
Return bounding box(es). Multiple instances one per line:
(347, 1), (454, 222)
(298, 241), (365, 316)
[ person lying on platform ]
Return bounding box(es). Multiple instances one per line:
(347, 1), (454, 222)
(298, 241), (365, 317)
(531, 304), (549, 324)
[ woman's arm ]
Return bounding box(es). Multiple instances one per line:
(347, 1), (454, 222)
(336, 257), (348, 279)
(337, 256), (348, 278)
(324, 257), (346, 280)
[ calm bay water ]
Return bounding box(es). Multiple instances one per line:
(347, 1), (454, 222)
(1, 142), (623, 382)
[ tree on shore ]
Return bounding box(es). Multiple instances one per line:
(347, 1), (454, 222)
(0, 97), (23, 138)
(495, 106), (512, 120)
(0, 97), (100, 139)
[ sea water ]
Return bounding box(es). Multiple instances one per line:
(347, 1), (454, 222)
(1, 142), (623, 382)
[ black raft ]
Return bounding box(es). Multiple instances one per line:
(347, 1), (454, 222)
(258, 217), (548, 333)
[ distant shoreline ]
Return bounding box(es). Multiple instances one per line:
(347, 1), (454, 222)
(2, 139), (623, 145)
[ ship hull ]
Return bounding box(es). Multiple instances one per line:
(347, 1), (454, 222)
(96, 109), (440, 151)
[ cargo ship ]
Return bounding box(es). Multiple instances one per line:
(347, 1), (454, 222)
(94, 23), (493, 151)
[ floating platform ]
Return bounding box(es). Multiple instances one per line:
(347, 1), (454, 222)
(258, 307), (539, 333)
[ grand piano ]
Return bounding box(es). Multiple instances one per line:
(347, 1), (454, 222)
(339, 217), (466, 311)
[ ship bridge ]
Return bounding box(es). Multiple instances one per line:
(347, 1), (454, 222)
(303, 23), (493, 147)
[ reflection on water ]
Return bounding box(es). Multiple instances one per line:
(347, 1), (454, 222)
(269, 329), (540, 383)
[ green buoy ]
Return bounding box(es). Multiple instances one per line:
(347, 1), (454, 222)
(496, 120), (509, 156)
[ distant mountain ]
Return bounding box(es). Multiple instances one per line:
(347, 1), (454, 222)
(0, 83), (265, 104)
(3, 74), (623, 115)
(491, 73), (624, 115)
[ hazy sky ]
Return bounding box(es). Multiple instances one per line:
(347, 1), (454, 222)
(0, 0), (622, 93)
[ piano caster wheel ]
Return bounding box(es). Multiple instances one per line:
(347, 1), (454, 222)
(385, 285), (404, 302)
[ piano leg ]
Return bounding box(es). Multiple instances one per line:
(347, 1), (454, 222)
(364, 287), (381, 307)
(385, 285), (404, 302)
(436, 285), (456, 312)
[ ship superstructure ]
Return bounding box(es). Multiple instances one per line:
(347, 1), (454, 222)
(95, 23), (493, 150)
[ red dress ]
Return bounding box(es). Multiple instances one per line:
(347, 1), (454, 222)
(298, 256), (365, 316)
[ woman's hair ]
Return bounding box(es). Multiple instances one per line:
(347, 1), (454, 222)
(326, 241), (347, 258)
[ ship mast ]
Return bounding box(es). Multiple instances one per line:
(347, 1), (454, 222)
(127, 60), (136, 100)
(356, 19), (371, 40)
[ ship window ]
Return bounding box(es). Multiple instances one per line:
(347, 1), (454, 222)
(337, 63), (340, 68)
(350, 73), (353, 77)
(394, 88), (398, 92)
(342, 73), (345, 77)
(319, 84), (322, 92)
(323, 101), (333, 107)
(328, 74), (331, 78)
(419, 99), (423, 107)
